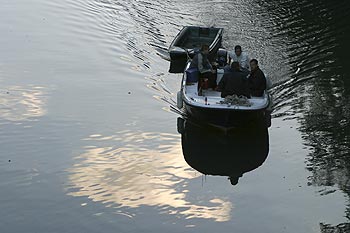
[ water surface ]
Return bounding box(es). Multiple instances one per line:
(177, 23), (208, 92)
(1, 0), (350, 232)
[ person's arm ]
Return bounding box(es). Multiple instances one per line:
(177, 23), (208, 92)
(208, 60), (213, 72)
(240, 53), (250, 70)
(260, 71), (267, 91)
(246, 54), (251, 70)
(256, 71), (267, 96)
(227, 51), (231, 65)
(247, 76), (255, 96)
(197, 53), (204, 73)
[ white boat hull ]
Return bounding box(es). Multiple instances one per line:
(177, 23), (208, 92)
(180, 64), (272, 128)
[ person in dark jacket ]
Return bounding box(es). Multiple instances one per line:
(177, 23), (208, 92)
(248, 59), (266, 97)
(189, 44), (213, 73)
(217, 62), (250, 98)
(189, 44), (216, 91)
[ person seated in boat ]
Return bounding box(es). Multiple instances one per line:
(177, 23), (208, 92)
(216, 48), (228, 67)
(228, 45), (250, 72)
(189, 44), (216, 89)
(216, 62), (250, 98)
(247, 59), (266, 97)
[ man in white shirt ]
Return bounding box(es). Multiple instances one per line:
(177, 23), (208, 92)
(228, 45), (250, 71)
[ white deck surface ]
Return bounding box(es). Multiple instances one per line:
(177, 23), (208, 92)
(183, 82), (269, 110)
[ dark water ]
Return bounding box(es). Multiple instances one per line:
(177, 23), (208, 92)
(1, 0), (350, 232)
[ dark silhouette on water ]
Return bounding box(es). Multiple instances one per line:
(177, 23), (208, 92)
(178, 117), (269, 185)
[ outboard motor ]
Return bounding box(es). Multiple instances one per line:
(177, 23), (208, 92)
(217, 48), (228, 67)
(169, 48), (200, 73)
(189, 48), (200, 59)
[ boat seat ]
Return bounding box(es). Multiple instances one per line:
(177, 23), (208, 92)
(184, 37), (215, 47)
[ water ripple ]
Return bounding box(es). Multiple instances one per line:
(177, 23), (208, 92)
(0, 85), (47, 122)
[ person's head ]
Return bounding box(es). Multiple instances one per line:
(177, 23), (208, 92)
(234, 45), (242, 56)
(201, 44), (210, 55)
(231, 61), (240, 71)
(250, 59), (259, 71)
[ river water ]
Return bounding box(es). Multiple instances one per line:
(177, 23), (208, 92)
(1, 0), (349, 232)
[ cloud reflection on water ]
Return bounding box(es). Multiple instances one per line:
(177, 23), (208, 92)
(67, 130), (232, 222)
(0, 85), (46, 121)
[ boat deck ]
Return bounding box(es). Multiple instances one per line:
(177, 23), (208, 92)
(183, 82), (269, 110)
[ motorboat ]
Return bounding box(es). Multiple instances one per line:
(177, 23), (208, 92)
(177, 61), (272, 127)
(170, 26), (272, 128)
(169, 26), (223, 73)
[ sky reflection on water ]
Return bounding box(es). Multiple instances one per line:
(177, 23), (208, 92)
(67, 131), (232, 222)
(0, 85), (47, 121)
(1, 0), (350, 232)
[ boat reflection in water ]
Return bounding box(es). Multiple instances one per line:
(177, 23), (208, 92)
(178, 117), (269, 185)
